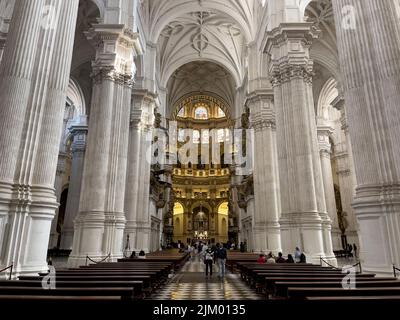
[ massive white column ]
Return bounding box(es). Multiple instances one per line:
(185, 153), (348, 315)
(60, 120), (88, 250)
(266, 23), (336, 265)
(247, 92), (281, 254)
(124, 90), (155, 253)
(0, 2), (46, 273)
(0, 0), (79, 277)
(333, 0), (400, 273)
(69, 25), (141, 267)
(317, 125), (341, 250)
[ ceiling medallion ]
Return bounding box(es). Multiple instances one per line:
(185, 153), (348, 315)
(192, 33), (209, 56)
(191, 11), (213, 56)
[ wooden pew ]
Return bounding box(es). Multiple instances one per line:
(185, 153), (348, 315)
(275, 280), (400, 297)
(0, 280), (144, 298)
(0, 286), (135, 300)
(0, 251), (185, 303)
(287, 287), (400, 300)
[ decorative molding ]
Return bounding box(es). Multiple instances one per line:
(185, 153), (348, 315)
(92, 67), (134, 86)
(266, 23), (321, 86)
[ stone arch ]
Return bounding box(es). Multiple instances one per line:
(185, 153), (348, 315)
(317, 77), (339, 120)
(171, 92), (232, 121)
(161, 56), (242, 89)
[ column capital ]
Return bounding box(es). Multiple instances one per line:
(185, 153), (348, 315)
(332, 96), (349, 133)
(332, 95), (345, 111)
(317, 124), (334, 156)
(246, 90), (276, 131)
(68, 116), (88, 153)
(131, 89), (157, 129)
(86, 24), (143, 86)
(265, 23), (321, 86)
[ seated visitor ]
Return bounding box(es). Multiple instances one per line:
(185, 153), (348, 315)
(286, 254), (295, 263)
(130, 251), (137, 259)
(275, 252), (286, 263)
(299, 253), (307, 263)
(266, 252), (276, 264)
(138, 250), (146, 259)
(294, 247), (302, 263)
(257, 254), (266, 264)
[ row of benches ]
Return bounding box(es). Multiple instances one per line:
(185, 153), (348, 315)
(0, 252), (189, 303)
(236, 261), (400, 301)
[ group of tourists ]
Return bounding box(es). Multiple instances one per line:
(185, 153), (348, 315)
(186, 241), (228, 278)
(257, 247), (307, 264)
(129, 250), (146, 259)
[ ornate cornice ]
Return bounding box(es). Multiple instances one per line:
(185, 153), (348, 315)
(271, 65), (314, 86)
(92, 67), (134, 86)
(266, 23), (320, 87)
(252, 119), (276, 132)
(246, 91), (276, 131)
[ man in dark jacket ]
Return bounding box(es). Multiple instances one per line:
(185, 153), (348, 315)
(216, 243), (227, 278)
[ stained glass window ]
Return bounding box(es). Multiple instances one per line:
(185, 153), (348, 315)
(194, 106), (208, 119)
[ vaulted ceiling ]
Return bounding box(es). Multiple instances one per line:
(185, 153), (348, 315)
(167, 61), (236, 113)
(158, 11), (246, 87)
(139, 0), (260, 90)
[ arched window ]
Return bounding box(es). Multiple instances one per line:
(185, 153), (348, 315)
(173, 202), (184, 215)
(194, 107), (208, 120)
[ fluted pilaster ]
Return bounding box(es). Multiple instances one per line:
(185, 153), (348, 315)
(247, 91), (281, 254)
(317, 125), (341, 250)
(60, 120), (88, 250)
(124, 90), (156, 253)
(333, 0), (400, 273)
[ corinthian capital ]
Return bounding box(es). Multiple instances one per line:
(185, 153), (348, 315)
(246, 90), (276, 131)
(265, 23), (320, 86)
(86, 24), (143, 86)
(317, 124), (334, 155)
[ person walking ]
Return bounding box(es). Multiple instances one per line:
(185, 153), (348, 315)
(204, 249), (214, 277)
(216, 243), (227, 279)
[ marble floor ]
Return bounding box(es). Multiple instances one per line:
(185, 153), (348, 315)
(150, 255), (262, 300)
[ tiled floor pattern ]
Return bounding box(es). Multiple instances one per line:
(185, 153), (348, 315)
(150, 255), (262, 300)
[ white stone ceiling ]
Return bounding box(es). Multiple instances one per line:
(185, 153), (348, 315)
(167, 61), (236, 113)
(139, 0), (259, 89)
(157, 10), (246, 87)
(305, 0), (340, 81)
